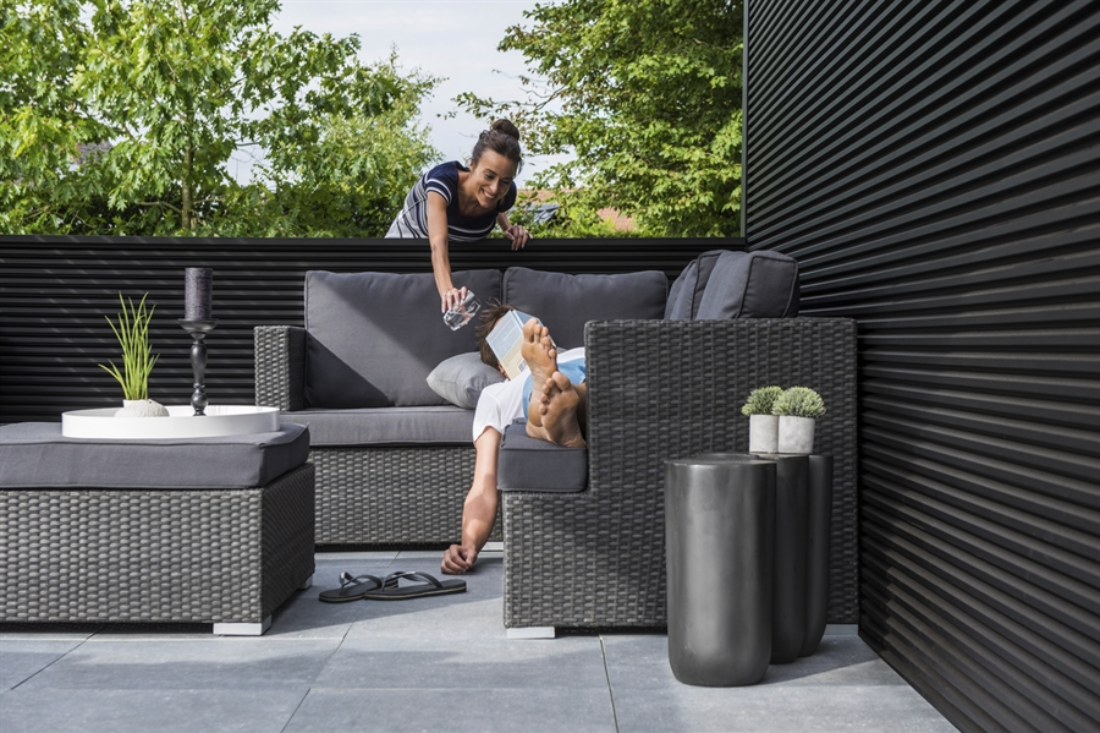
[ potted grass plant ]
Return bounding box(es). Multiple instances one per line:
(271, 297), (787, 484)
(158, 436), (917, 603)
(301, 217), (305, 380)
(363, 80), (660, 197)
(741, 385), (784, 453)
(98, 292), (168, 417)
(772, 386), (826, 454)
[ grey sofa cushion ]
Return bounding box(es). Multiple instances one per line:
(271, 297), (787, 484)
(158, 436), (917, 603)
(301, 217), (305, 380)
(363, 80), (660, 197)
(286, 406), (473, 446)
(304, 269), (502, 408)
(502, 267), (667, 349)
(696, 251), (800, 319)
(0, 423), (309, 490)
(665, 249), (728, 319)
(426, 352), (506, 409)
(497, 419), (587, 493)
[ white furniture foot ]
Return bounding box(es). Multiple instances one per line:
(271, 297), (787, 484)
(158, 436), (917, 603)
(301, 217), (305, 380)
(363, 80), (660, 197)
(299, 574), (314, 590)
(214, 616), (272, 636)
(506, 626), (555, 639)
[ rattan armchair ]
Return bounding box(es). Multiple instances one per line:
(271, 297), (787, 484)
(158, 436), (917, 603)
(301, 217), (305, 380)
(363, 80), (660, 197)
(502, 317), (858, 632)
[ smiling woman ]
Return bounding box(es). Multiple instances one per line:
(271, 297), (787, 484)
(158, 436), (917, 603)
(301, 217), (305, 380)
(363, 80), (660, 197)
(386, 119), (532, 312)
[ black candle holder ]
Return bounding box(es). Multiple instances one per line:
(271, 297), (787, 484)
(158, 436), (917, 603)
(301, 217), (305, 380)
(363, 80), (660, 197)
(178, 319), (217, 416)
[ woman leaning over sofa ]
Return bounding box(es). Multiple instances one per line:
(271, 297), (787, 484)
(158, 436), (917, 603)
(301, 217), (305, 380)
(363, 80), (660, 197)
(386, 119), (532, 313)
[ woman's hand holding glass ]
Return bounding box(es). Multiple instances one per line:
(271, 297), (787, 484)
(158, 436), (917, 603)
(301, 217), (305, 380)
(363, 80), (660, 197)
(442, 286), (469, 313)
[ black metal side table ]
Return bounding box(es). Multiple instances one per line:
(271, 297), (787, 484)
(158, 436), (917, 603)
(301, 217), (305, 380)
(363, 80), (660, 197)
(664, 457), (776, 686)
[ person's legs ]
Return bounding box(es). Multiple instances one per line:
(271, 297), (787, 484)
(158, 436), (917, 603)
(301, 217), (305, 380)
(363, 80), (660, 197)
(536, 371), (587, 448)
(520, 319), (556, 428)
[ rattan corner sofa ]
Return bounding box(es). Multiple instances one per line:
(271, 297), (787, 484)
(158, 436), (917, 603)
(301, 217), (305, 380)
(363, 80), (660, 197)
(254, 251), (857, 631)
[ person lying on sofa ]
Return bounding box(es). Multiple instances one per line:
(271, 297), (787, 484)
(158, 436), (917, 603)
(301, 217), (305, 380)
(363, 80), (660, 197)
(441, 302), (586, 575)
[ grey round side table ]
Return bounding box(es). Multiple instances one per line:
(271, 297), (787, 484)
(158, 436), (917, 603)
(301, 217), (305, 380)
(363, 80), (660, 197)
(698, 452), (808, 663)
(698, 452), (834, 661)
(664, 458), (776, 687)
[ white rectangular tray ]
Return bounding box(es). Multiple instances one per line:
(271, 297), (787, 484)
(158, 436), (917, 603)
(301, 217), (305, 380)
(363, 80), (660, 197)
(62, 405), (280, 440)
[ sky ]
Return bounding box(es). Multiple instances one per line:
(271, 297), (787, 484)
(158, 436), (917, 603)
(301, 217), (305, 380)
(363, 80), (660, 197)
(231, 0), (567, 186)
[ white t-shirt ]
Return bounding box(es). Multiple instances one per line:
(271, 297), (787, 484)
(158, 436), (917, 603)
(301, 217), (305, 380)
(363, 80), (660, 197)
(472, 347), (585, 442)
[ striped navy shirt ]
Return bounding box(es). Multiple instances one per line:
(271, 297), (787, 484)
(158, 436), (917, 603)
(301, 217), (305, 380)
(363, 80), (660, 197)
(386, 161), (517, 241)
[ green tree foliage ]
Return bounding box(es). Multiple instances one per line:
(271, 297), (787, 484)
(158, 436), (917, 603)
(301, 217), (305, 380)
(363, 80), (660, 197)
(456, 0), (743, 238)
(0, 0), (438, 236)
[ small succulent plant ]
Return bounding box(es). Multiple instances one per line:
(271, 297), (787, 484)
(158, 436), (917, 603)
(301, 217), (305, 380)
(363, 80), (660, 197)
(740, 385), (785, 416)
(771, 386), (826, 418)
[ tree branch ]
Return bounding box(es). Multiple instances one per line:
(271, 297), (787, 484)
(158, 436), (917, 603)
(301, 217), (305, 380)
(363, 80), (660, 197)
(135, 201), (183, 215)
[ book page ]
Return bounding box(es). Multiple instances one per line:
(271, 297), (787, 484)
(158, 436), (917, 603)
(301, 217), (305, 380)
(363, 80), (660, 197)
(486, 310), (536, 380)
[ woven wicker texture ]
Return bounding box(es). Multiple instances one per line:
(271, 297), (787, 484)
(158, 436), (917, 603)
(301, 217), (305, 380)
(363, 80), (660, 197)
(1, 464), (315, 625)
(311, 447), (495, 545)
(503, 318), (858, 628)
(255, 326), (306, 411)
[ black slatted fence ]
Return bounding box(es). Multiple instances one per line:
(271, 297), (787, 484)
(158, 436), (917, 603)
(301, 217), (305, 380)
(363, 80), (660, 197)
(0, 236), (741, 422)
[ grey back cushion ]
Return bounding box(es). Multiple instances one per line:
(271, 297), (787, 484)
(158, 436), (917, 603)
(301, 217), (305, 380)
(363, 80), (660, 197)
(664, 249), (728, 319)
(696, 251), (800, 319)
(305, 269), (502, 408)
(426, 352), (506, 409)
(502, 267), (668, 349)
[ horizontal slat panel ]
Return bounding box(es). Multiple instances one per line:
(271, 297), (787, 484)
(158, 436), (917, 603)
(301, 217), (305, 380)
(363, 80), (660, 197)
(746, 0), (1099, 730)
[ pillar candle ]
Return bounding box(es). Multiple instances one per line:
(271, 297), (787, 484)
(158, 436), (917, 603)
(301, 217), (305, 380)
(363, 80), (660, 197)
(184, 267), (213, 321)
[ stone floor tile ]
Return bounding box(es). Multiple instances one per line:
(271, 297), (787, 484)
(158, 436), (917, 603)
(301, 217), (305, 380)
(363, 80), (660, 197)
(0, 688), (306, 733)
(15, 638), (339, 691)
(611, 685), (960, 733)
(314, 635), (608, 690)
(282, 687), (617, 733)
(603, 633), (911, 689)
(0, 640), (84, 692)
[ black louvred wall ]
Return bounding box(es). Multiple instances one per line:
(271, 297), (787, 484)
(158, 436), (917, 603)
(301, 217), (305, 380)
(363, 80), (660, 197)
(743, 1), (1099, 732)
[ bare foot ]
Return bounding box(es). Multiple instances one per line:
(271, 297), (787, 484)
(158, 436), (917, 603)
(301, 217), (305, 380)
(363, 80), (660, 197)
(540, 371), (586, 448)
(521, 319), (557, 427)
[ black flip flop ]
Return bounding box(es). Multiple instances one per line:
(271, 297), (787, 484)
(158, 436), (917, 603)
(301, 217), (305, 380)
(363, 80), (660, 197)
(318, 571), (398, 603)
(361, 570), (466, 600)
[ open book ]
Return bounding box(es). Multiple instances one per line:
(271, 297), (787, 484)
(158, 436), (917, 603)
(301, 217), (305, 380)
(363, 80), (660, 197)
(485, 310), (548, 380)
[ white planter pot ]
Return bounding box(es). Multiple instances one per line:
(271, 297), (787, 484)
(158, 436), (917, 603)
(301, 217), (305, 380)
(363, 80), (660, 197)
(748, 414), (779, 453)
(115, 399), (169, 418)
(777, 416), (815, 454)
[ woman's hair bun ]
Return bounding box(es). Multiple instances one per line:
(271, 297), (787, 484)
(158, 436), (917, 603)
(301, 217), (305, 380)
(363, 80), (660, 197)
(490, 118), (521, 141)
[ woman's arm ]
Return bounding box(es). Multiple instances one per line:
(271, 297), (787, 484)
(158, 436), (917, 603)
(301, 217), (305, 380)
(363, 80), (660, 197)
(496, 212), (530, 251)
(427, 192), (466, 312)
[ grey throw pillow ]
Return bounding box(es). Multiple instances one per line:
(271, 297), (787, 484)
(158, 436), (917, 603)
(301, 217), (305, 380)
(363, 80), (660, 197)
(665, 249), (729, 319)
(502, 267), (668, 348)
(695, 251), (800, 319)
(426, 352), (506, 409)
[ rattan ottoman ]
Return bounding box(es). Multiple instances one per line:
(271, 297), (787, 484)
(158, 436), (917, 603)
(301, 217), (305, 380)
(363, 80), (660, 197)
(0, 423), (315, 635)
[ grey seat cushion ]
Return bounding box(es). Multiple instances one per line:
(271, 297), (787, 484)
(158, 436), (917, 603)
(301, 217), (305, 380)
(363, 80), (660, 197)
(696, 251), (800, 319)
(285, 406), (474, 447)
(304, 269), (502, 408)
(426, 352), (506, 409)
(497, 419), (587, 493)
(502, 267), (667, 349)
(665, 249), (729, 319)
(0, 423), (310, 490)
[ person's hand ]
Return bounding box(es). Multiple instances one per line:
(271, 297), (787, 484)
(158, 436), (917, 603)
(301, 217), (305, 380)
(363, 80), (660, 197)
(441, 286), (469, 313)
(503, 224), (530, 250)
(441, 543), (478, 575)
